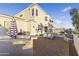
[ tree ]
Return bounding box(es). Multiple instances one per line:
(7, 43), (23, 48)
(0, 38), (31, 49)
(48, 23), (53, 33)
(65, 28), (72, 34)
(38, 23), (43, 34)
(70, 8), (79, 33)
(70, 8), (78, 16)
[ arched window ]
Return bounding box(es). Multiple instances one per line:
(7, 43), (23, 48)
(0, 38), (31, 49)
(36, 9), (38, 16)
(32, 8), (34, 16)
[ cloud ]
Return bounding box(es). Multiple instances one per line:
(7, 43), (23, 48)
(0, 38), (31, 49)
(54, 16), (65, 24)
(54, 16), (74, 29)
(62, 6), (72, 12)
(55, 20), (62, 24)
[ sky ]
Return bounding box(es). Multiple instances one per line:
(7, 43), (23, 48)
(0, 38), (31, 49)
(0, 3), (79, 29)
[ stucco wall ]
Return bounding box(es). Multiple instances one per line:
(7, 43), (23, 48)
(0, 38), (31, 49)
(0, 14), (12, 29)
(15, 4), (53, 35)
(74, 35), (79, 55)
(0, 4), (54, 35)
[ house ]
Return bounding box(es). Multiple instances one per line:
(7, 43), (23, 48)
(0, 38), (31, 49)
(0, 3), (54, 36)
(53, 28), (65, 34)
(15, 3), (54, 35)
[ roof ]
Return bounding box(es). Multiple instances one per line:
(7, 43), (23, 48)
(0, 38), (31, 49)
(15, 3), (54, 20)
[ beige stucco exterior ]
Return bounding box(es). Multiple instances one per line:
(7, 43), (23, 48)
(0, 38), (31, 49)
(0, 3), (54, 35)
(0, 14), (12, 29)
(15, 3), (53, 35)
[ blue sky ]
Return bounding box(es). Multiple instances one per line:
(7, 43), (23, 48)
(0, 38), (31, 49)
(0, 3), (78, 29)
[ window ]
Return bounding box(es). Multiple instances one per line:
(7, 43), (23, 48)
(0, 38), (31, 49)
(20, 14), (23, 17)
(45, 16), (48, 21)
(33, 26), (35, 28)
(49, 19), (53, 22)
(20, 29), (22, 33)
(36, 9), (38, 16)
(32, 8), (34, 16)
(44, 26), (48, 32)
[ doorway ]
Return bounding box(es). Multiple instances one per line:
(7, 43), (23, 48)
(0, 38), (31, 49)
(44, 26), (48, 32)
